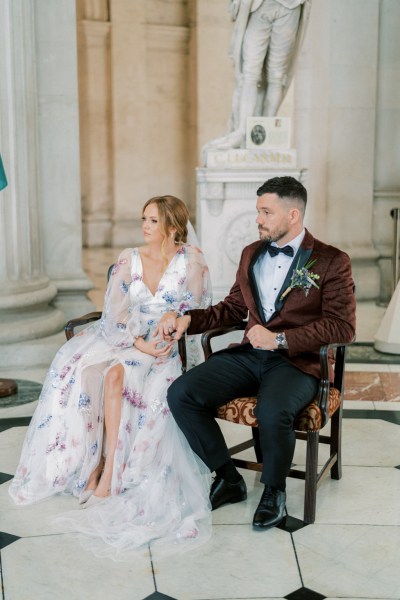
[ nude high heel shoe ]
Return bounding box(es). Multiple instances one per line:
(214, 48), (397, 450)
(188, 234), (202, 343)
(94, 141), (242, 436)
(78, 489), (94, 505)
(81, 491), (110, 509)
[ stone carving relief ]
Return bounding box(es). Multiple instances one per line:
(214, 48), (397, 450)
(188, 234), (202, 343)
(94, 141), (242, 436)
(224, 210), (258, 264)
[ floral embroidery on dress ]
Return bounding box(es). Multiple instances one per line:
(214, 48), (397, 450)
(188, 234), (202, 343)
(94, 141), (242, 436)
(38, 415), (52, 429)
(111, 258), (127, 275)
(78, 393), (91, 412)
(122, 387), (146, 409)
(120, 280), (129, 294)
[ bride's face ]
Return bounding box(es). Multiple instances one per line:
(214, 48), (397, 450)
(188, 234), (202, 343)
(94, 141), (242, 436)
(142, 203), (165, 245)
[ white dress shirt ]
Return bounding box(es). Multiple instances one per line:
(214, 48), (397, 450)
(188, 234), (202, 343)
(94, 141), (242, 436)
(253, 229), (305, 323)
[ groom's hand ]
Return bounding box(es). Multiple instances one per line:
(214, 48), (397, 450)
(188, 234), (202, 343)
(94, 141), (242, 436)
(173, 315), (191, 341)
(154, 311), (178, 340)
(247, 324), (277, 350)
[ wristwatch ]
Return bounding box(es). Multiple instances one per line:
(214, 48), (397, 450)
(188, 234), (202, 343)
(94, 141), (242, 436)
(275, 332), (288, 349)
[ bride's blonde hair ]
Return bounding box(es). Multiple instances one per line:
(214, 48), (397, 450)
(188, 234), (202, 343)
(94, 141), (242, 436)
(142, 195), (189, 256)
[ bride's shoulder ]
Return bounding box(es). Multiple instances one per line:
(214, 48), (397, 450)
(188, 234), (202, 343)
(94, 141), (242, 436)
(183, 243), (207, 262)
(182, 243), (204, 255)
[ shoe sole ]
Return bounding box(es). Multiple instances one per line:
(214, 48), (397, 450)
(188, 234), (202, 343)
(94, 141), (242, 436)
(252, 516), (284, 530)
(211, 493), (247, 511)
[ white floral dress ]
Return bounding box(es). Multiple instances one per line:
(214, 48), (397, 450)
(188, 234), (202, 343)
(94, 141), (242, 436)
(9, 245), (213, 555)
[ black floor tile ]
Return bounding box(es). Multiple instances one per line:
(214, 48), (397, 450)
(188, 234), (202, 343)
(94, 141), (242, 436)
(0, 472), (13, 485)
(0, 416), (32, 433)
(343, 409), (400, 425)
(278, 515), (308, 533)
(0, 532), (20, 550)
(285, 586), (326, 600)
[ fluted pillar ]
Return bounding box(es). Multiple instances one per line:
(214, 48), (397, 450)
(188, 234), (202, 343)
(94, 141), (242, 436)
(0, 0), (94, 374)
(294, 0), (381, 300)
(0, 0), (65, 346)
(77, 14), (113, 247)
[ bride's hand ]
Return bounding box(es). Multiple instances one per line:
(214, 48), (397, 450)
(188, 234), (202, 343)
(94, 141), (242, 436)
(153, 311), (178, 340)
(134, 337), (174, 357)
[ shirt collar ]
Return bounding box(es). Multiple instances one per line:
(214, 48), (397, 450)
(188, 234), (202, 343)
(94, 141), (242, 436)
(270, 229), (305, 255)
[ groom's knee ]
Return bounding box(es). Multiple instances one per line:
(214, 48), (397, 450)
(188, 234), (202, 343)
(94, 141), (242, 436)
(167, 374), (188, 414)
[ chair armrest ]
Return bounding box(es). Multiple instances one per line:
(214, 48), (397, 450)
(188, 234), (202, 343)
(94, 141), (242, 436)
(64, 312), (102, 340)
(318, 342), (351, 427)
(201, 322), (247, 359)
(178, 337), (187, 373)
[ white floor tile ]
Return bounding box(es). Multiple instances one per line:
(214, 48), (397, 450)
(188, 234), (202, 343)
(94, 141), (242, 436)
(388, 364), (400, 372)
(343, 400), (375, 410)
(373, 401), (400, 410)
(0, 399), (38, 419)
(2, 533), (154, 600)
(342, 419), (400, 467)
(1, 483), (78, 537)
(294, 524), (400, 599)
(0, 426), (28, 474)
(346, 363), (391, 372)
(152, 524), (301, 600)
(289, 465), (400, 526)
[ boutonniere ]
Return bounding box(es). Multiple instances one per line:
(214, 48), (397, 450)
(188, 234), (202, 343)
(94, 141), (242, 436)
(280, 259), (320, 300)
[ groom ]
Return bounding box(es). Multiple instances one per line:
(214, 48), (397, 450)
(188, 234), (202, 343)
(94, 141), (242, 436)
(164, 176), (356, 530)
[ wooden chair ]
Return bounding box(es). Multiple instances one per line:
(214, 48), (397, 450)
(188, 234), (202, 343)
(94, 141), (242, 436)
(201, 322), (349, 524)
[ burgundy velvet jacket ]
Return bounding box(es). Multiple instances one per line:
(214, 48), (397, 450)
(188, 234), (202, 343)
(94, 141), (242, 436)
(188, 229), (356, 381)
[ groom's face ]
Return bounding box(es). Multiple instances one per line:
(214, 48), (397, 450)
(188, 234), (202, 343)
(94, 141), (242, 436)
(256, 193), (292, 245)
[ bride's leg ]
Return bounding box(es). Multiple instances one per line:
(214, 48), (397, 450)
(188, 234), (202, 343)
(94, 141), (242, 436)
(85, 455), (105, 491)
(93, 363), (124, 497)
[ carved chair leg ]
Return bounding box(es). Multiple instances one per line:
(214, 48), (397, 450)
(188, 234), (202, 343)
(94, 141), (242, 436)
(330, 405), (343, 480)
(251, 427), (263, 463)
(304, 430), (319, 524)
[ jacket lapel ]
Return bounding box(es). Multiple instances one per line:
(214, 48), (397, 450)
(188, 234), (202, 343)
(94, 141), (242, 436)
(269, 240), (314, 322)
(248, 242), (268, 324)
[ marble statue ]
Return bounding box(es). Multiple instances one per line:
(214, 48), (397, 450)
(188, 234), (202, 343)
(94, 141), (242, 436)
(203, 0), (311, 157)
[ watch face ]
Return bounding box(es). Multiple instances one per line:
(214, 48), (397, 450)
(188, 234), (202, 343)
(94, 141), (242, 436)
(276, 333), (285, 346)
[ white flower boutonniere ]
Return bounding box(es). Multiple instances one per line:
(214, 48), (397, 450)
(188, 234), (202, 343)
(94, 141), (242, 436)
(280, 259), (320, 300)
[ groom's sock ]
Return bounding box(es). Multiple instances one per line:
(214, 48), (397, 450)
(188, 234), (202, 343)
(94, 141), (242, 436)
(215, 460), (242, 484)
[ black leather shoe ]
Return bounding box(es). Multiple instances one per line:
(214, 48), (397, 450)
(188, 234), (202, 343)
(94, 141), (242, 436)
(210, 476), (247, 510)
(252, 486), (286, 529)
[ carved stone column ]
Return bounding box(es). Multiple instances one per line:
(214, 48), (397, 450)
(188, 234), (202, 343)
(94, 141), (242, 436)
(77, 2), (112, 247)
(0, 0), (94, 373)
(110, 0), (191, 247)
(294, 0), (381, 300)
(0, 0), (65, 351)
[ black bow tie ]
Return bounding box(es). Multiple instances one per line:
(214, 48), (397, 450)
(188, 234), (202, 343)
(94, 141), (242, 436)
(267, 244), (294, 257)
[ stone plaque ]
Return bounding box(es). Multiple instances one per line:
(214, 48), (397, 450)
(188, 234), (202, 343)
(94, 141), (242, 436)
(246, 117), (291, 150)
(206, 148), (296, 169)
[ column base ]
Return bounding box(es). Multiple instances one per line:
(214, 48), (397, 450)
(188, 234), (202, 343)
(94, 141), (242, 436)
(374, 279), (400, 355)
(0, 331), (65, 372)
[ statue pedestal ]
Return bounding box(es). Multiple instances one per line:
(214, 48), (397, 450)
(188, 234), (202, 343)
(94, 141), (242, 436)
(374, 279), (400, 354)
(196, 153), (305, 302)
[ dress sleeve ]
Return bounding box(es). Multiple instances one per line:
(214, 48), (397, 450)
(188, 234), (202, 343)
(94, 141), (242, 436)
(178, 245), (212, 369)
(99, 248), (144, 348)
(176, 245), (212, 314)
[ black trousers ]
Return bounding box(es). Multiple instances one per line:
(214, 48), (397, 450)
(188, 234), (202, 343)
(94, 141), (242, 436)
(167, 345), (319, 490)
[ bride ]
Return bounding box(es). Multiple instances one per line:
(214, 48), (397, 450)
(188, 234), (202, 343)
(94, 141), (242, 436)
(9, 195), (212, 555)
